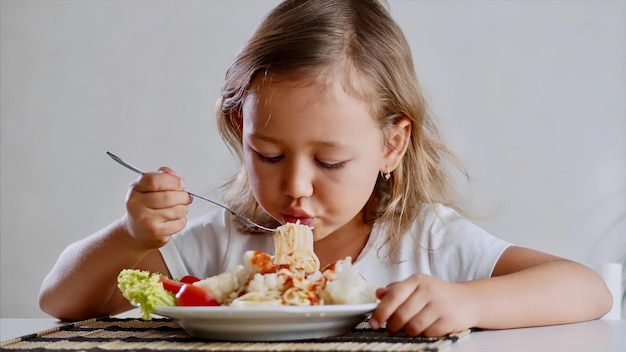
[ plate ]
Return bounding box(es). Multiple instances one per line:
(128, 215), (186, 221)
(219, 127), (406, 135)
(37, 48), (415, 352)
(152, 303), (377, 341)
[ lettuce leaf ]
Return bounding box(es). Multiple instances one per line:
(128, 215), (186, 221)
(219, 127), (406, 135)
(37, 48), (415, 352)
(117, 269), (175, 320)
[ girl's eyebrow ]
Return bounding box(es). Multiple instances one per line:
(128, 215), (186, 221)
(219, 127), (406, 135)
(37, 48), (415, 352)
(250, 133), (349, 149)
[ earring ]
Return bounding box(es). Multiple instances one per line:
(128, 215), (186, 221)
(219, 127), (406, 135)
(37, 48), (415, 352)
(381, 168), (391, 181)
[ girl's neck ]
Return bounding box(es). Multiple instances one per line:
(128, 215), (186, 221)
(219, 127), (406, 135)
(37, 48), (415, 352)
(314, 218), (372, 269)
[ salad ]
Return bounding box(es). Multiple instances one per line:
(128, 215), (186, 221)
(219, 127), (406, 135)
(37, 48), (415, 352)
(117, 269), (217, 320)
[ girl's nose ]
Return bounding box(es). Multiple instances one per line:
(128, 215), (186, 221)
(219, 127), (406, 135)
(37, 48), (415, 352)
(281, 160), (314, 199)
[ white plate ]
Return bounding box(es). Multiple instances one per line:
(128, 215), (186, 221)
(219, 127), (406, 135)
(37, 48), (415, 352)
(152, 303), (377, 341)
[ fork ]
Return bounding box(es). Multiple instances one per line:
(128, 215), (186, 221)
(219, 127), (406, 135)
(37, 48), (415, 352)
(105, 151), (275, 233)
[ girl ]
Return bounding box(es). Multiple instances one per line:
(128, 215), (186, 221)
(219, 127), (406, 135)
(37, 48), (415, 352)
(39, 0), (611, 337)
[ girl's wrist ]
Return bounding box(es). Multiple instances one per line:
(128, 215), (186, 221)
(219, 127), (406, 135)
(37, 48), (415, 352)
(457, 280), (489, 329)
(114, 216), (158, 255)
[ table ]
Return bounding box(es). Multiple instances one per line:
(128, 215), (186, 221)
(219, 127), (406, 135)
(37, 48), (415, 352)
(448, 319), (625, 352)
(1, 311), (625, 351)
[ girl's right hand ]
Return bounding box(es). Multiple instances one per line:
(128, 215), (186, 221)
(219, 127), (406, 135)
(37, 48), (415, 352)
(124, 166), (193, 249)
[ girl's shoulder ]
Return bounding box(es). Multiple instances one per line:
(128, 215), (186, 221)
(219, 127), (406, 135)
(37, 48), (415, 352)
(363, 204), (510, 282)
(371, 204), (469, 238)
(418, 203), (468, 232)
(371, 203), (508, 259)
(414, 203), (500, 245)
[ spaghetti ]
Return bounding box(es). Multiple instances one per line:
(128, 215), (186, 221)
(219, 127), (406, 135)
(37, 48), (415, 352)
(273, 222), (320, 273)
(193, 223), (375, 307)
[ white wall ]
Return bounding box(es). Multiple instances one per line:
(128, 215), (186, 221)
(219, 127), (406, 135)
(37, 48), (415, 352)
(1, 0), (624, 318)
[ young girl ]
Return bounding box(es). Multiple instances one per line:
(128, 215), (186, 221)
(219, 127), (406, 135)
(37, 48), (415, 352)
(39, 0), (611, 337)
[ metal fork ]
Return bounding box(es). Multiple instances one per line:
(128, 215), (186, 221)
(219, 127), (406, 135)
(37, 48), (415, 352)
(105, 151), (275, 233)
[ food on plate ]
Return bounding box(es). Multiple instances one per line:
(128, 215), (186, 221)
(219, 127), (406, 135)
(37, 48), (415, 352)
(174, 283), (220, 307)
(197, 250), (375, 307)
(117, 269), (176, 320)
(117, 222), (376, 319)
(195, 222), (374, 307)
(273, 221), (320, 273)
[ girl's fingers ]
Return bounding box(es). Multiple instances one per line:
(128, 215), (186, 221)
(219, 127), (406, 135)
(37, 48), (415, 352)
(148, 190), (193, 209)
(155, 217), (188, 238)
(369, 280), (415, 330)
(127, 208), (188, 246)
(371, 275), (453, 335)
(158, 204), (190, 222)
(133, 170), (186, 193)
(401, 303), (440, 337)
(129, 203), (189, 231)
(375, 287), (388, 299)
(127, 191), (192, 218)
(157, 166), (177, 175)
(123, 167), (191, 249)
(384, 282), (429, 334)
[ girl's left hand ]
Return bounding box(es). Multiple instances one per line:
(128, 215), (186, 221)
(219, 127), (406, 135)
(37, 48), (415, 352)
(369, 274), (478, 337)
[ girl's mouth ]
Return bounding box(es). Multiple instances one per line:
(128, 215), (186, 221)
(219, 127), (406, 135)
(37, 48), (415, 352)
(282, 214), (314, 226)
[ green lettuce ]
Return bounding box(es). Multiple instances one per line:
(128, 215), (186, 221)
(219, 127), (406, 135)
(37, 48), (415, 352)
(117, 269), (175, 320)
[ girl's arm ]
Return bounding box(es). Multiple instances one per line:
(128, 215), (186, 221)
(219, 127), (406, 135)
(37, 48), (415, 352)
(370, 246), (613, 337)
(39, 219), (170, 321)
(470, 246), (613, 328)
(39, 168), (191, 321)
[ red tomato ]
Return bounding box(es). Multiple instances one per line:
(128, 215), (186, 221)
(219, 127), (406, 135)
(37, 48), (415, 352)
(159, 277), (185, 295)
(175, 284), (220, 306)
(179, 275), (201, 284)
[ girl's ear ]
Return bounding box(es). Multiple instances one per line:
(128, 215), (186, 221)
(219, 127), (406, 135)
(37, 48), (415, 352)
(381, 117), (411, 172)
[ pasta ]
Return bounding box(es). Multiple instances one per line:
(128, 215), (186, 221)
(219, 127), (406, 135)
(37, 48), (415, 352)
(193, 223), (376, 307)
(273, 222), (320, 273)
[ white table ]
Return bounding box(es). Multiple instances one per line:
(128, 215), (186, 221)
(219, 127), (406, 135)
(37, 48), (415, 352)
(447, 319), (626, 352)
(1, 312), (625, 351)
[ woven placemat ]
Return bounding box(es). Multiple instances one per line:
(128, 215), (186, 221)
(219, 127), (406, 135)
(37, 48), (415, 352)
(0, 317), (469, 351)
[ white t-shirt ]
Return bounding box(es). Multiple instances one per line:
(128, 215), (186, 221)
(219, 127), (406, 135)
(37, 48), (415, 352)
(160, 204), (511, 287)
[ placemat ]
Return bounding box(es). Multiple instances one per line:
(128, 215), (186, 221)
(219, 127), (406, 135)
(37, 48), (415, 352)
(0, 317), (470, 351)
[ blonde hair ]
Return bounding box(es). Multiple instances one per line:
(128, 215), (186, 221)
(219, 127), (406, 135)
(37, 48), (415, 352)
(217, 0), (461, 261)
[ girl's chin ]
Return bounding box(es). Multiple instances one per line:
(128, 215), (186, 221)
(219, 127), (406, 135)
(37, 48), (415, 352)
(311, 227), (334, 242)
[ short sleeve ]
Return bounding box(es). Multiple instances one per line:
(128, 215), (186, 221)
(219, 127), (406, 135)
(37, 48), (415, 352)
(353, 204), (511, 287)
(422, 205), (512, 281)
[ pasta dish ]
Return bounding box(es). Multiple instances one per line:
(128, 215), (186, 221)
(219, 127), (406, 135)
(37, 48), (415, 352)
(194, 222), (376, 307)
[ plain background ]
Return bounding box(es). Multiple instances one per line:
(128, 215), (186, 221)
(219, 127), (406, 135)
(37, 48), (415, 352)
(1, 0), (624, 318)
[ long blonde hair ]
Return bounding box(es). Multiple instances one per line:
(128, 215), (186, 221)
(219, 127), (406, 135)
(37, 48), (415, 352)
(217, 0), (461, 260)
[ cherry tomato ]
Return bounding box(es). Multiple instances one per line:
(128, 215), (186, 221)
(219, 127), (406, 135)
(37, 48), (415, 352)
(175, 284), (220, 306)
(159, 277), (185, 295)
(179, 275), (201, 284)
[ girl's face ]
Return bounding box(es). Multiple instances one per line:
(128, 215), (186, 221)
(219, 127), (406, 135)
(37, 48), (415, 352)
(241, 77), (389, 241)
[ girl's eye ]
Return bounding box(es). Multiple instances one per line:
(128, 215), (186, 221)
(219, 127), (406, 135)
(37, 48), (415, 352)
(255, 151), (345, 170)
(256, 153), (283, 164)
(317, 160), (345, 170)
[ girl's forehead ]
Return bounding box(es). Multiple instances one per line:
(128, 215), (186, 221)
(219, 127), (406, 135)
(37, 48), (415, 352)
(245, 73), (377, 116)
(241, 74), (384, 142)
(250, 77), (329, 106)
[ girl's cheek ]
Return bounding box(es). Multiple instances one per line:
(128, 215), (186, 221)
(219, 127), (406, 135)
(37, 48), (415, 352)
(250, 166), (281, 202)
(250, 164), (279, 185)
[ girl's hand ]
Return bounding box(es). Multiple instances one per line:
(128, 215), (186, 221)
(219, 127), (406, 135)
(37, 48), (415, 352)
(369, 274), (478, 337)
(124, 167), (193, 249)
